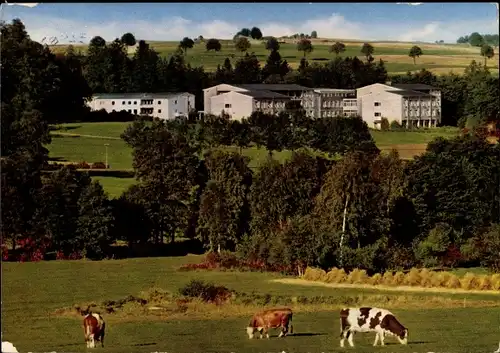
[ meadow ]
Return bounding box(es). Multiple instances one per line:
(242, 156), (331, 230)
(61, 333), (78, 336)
(47, 122), (460, 198)
(49, 39), (500, 76)
(2, 255), (500, 353)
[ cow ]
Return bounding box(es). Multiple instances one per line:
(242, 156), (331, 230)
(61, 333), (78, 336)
(83, 312), (105, 348)
(339, 307), (408, 348)
(246, 308), (294, 339)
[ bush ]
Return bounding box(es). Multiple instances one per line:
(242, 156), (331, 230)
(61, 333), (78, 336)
(404, 268), (422, 286)
(304, 267), (327, 281)
(445, 274), (461, 289)
(381, 271), (394, 286)
(380, 118), (390, 131)
(178, 280), (232, 304)
(347, 268), (369, 284)
(367, 273), (382, 285)
(91, 161), (107, 169)
(390, 120), (402, 130)
(74, 161), (91, 169)
(460, 272), (480, 290)
(392, 271), (406, 286)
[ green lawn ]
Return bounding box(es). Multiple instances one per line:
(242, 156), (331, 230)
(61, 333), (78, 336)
(2, 255), (499, 353)
(49, 40), (496, 75)
(47, 122), (460, 198)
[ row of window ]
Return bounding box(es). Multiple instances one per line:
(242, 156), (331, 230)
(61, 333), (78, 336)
(107, 100), (178, 106)
(116, 109), (163, 114)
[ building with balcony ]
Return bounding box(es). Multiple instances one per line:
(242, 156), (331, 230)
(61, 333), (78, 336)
(86, 92), (195, 120)
(356, 83), (441, 129)
(312, 88), (358, 118)
(203, 84), (315, 120)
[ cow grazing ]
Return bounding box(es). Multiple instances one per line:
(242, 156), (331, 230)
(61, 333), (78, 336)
(83, 312), (105, 348)
(339, 307), (408, 347)
(246, 308), (294, 339)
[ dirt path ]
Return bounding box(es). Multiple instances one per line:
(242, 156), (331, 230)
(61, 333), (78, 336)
(270, 278), (500, 296)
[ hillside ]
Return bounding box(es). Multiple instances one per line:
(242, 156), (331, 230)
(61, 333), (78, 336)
(49, 38), (499, 76)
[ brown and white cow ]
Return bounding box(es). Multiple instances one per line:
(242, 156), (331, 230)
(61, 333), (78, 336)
(339, 307), (408, 348)
(83, 312), (105, 348)
(246, 308), (294, 339)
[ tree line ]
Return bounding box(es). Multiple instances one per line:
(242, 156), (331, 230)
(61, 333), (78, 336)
(2, 19), (499, 272)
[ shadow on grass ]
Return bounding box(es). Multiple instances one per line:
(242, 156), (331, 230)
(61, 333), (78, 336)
(52, 125), (82, 131)
(290, 333), (326, 337)
(132, 342), (156, 347)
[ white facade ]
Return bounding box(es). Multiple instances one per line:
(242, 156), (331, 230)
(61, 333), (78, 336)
(87, 92), (195, 120)
(356, 83), (442, 129)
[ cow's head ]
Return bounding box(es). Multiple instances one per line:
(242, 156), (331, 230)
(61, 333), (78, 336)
(397, 328), (408, 345)
(246, 327), (256, 339)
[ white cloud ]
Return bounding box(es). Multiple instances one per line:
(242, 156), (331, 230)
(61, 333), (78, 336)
(396, 3), (423, 6)
(3, 11), (499, 45)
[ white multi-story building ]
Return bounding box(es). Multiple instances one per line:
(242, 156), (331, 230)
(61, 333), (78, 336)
(356, 83), (442, 129)
(86, 92), (196, 120)
(312, 88), (358, 118)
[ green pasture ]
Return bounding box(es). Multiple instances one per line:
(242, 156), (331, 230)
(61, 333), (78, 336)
(2, 255), (500, 352)
(50, 40), (497, 75)
(47, 122), (459, 198)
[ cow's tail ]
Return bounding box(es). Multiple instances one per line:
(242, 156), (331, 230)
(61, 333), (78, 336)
(289, 313), (294, 334)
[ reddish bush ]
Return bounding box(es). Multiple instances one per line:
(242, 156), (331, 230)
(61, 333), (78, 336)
(75, 161), (91, 169)
(91, 161), (107, 169)
(442, 245), (463, 268)
(2, 244), (9, 261)
(179, 252), (295, 274)
(12, 236), (52, 262)
(56, 250), (83, 260)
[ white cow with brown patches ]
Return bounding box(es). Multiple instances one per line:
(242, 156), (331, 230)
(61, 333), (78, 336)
(339, 307), (408, 348)
(83, 312), (106, 348)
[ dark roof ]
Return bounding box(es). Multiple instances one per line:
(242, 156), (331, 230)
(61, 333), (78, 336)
(386, 89), (432, 97)
(92, 92), (191, 99)
(391, 83), (437, 91)
(237, 90), (291, 99)
(235, 84), (313, 91)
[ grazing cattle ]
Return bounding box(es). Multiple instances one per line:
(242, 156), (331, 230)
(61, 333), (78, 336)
(494, 341), (500, 353)
(246, 308), (294, 339)
(1, 341), (19, 353)
(83, 312), (106, 348)
(339, 307), (408, 347)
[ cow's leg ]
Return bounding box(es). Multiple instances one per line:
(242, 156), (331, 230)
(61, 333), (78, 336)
(264, 327), (270, 339)
(89, 335), (95, 348)
(340, 330), (347, 348)
(278, 324), (288, 338)
(347, 331), (354, 347)
(258, 327), (264, 339)
(101, 332), (105, 348)
(380, 332), (385, 346)
(373, 332), (380, 346)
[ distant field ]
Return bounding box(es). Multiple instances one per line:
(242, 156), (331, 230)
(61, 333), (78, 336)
(47, 122), (459, 198)
(49, 39), (498, 75)
(2, 255), (500, 353)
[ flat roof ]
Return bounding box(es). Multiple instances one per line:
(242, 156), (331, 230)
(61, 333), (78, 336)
(92, 92), (192, 99)
(391, 83), (437, 91)
(237, 90), (291, 99)
(386, 89), (432, 97)
(313, 88), (355, 92)
(235, 84), (313, 91)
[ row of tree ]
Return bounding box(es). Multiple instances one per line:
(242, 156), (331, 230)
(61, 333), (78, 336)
(457, 32), (499, 47)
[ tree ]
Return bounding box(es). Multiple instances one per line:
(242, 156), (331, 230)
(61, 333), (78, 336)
(480, 44), (494, 66)
(129, 40), (160, 92)
(311, 31), (318, 39)
(408, 45), (423, 65)
(250, 27), (263, 40)
(361, 43), (374, 61)
(234, 37), (251, 53)
(262, 49), (289, 80)
(329, 42), (346, 56)
(297, 38), (313, 58)
(196, 151), (252, 252)
(265, 37), (280, 52)
(206, 38), (222, 52)
(237, 28), (251, 37)
(179, 37), (195, 55)
(233, 53), (262, 84)
(120, 32), (136, 47)
(468, 32), (484, 47)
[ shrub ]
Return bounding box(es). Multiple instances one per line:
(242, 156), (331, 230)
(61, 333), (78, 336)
(91, 161), (107, 169)
(419, 268), (433, 287)
(381, 271), (394, 286)
(380, 118), (390, 131)
(430, 271), (451, 288)
(445, 274), (461, 289)
(477, 275), (492, 290)
(491, 275), (500, 290)
(179, 280), (232, 304)
(392, 271), (406, 286)
(404, 268), (421, 286)
(347, 269), (369, 284)
(304, 267), (327, 281)
(75, 161), (91, 169)
(368, 273), (382, 285)
(390, 120), (402, 130)
(460, 272), (480, 290)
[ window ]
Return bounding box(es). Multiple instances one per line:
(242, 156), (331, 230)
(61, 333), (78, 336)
(158, 100), (161, 104)
(133, 109), (137, 114)
(374, 112), (381, 117)
(225, 104), (231, 108)
(111, 101), (115, 105)
(158, 109), (162, 113)
(128, 101), (131, 105)
(374, 102), (381, 107)
(122, 101), (126, 105)
(134, 101), (137, 105)
(174, 100), (178, 104)
(128, 109), (132, 113)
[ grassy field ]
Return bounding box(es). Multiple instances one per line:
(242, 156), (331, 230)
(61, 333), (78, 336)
(2, 255), (500, 353)
(47, 122), (460, 198)
(49, 39), (499, 76)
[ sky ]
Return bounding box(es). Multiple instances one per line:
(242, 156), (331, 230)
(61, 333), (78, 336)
(1, 2), (498, 45)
